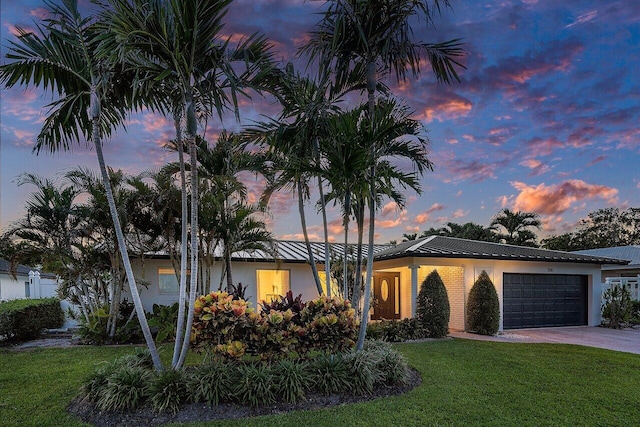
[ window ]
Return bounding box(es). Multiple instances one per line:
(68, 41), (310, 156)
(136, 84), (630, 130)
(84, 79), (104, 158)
(158, 268), (180, 294)
(318, 271), (340, 297)
(256, 270), (290, 304)
(24, 282), (30, 298)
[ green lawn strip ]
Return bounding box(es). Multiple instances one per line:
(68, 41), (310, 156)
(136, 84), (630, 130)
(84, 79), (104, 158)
(1, 339), (639, 427)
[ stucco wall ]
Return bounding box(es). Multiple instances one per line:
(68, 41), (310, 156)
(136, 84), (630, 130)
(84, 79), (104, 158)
(129, 258), (319, 312)
(373, 257), (603, 331)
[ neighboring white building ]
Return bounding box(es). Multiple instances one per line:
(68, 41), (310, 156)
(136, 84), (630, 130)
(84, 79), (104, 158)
(128, 237), (628, 332)
(0, 259), (59, 301)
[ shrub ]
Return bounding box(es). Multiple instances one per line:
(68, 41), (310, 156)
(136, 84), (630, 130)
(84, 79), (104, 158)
(234, 362), (275, 407)
(0, 298), (64, 341)
(299, 295), (357, 354)
(148, 369), (189, 414)
(75, 300), (142, 345)
(192, 291), (356, 359)
(147, 302), (179, 343)
(272, 359), (307, 403)
(191, 291), (255, 358)
(96, 365), (151, 412)
(189, 360), (235, 405)
(308, 353), (351, 395)
(466, 271), (500, 335)
(260, 290), (306, 316)
(364, 340), (410, 386)
(366, 318), (425, 342)
(82, 349), (153, 404)
(343, 349), (383, 394)
(601, 285), (633, 329)
(416, 270), (450, 338)
(631, 300), (640, 325)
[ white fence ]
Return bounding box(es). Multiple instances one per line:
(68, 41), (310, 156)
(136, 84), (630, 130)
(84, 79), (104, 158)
(602, 276), (640, 301)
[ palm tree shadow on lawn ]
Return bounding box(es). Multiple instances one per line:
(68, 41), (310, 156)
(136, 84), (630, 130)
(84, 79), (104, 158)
(67, 369), (421, 426)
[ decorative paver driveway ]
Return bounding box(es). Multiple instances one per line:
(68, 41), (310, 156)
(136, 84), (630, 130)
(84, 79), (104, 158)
(450, 326), (640, 355)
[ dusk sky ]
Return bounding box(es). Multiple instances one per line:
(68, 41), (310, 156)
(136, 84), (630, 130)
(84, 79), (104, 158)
(1, 0), (639, 244)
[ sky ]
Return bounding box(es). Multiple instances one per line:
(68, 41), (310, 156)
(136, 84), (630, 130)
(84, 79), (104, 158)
(1, 0), (639, 245)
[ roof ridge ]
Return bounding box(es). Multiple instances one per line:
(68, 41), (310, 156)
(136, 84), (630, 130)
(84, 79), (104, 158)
(406, 235), (437, 253)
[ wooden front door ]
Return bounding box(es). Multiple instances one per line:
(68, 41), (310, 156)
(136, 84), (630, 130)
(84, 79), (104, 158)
(372, 272), (401, 320)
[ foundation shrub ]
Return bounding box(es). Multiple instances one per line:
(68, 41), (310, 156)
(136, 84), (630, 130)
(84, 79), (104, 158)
(601, 285), (633, 329)
(466, 270), (500, 335)
(416, 270), (450, 338)
(366, 318), (425, 342)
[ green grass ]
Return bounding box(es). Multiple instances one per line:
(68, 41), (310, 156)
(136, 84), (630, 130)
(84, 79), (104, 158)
(1, 339), (639, 426)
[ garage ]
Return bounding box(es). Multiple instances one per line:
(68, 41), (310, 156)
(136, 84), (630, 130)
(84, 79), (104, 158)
(503, 273), (588, 329)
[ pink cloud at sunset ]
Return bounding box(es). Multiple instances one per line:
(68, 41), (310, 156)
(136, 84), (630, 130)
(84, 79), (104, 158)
(414, 203), (447, 224)
(511, 180), (619, 215)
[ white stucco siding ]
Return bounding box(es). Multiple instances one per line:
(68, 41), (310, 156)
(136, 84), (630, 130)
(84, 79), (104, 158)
(373, 257), (602, 332)
(129, 258), (321, 312)
(0, 274), (29, 300)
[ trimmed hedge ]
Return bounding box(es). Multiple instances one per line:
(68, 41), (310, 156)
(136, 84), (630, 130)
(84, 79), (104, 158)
(416, 270), (450, 338)
(0, 298), (64, 342)
(466, 271), (500, 335)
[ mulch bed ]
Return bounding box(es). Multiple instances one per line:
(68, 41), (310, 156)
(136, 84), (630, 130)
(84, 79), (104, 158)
(67, 368), (422, 426)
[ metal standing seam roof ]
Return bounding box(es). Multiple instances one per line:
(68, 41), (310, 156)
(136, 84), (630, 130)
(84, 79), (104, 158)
(372, 236), (630, 265)
(145, 237), (629, 265)
(574, 245), (640, 269)
(231, 240), (391, 263)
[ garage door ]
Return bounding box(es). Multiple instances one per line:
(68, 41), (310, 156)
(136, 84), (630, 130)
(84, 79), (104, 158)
(503, 274), (587, 329)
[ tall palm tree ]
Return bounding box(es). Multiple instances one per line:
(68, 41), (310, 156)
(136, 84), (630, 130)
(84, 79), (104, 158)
(106, 0), (274, 368)
(243, 64), (355, 296)
(491, 209), (541, 247)
(0, 0), (163, 369)
(323, 98), (433, 320)
(302, 0), (464, 350)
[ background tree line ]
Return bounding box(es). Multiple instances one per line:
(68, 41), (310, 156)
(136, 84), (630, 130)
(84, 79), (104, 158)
(398, 207), (640, 251)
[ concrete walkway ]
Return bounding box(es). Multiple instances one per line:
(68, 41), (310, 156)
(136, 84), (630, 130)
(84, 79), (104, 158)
(449, 326), (640, 355)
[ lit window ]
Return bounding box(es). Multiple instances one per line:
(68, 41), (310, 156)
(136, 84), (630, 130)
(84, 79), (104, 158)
(256, 270), (290, 304)
(318, 271), (340, 297)
(158, 268), (181, 294)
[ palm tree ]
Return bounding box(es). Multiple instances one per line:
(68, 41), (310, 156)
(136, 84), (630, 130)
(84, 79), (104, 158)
(491, 209), (541, 247)
(106, 0), (274, 369)
(323, 98), (433, 320)
(0, 0), (162, 369)
(302, 0), (464, 350)
(243, 65), (349, 296)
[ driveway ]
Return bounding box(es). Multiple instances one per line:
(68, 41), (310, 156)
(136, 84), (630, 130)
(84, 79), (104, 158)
(449, 326), (640, 355)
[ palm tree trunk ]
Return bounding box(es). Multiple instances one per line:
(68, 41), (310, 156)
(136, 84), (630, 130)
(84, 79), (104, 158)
(177, 126), (200, 368)
(225, 244), (234, 291)
(172, 113), (189, 368)
(353, 200), (365, 316)
(342, 191), (351, 299)
(357, 64), (378, 351)
(298, 180), (323, 295)
(92, 105), (162, 370)
(317, 175), (331, 297)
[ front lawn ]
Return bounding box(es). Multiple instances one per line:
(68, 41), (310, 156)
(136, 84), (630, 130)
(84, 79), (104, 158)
(1, 339), (638, 426)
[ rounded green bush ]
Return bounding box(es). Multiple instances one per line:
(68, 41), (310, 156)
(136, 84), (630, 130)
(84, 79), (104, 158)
(466, 270), (500, 335)
(416, 270), (450, 338)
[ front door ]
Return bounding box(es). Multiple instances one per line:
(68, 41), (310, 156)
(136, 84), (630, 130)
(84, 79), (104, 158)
(372, 272), (401, 320)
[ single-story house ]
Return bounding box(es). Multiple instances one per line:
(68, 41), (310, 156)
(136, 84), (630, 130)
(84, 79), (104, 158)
(0, 259), (59, 301)
(574, 246), (640, 282)
(574, 246), (640, 300)
(129, 236), (629, 332)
